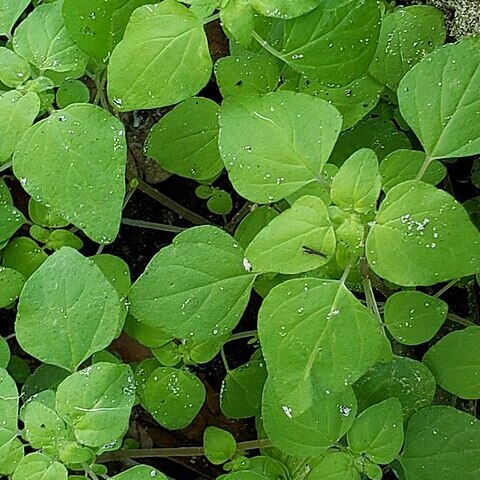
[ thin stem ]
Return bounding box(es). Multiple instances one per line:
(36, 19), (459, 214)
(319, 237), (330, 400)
(340, 257), (354, 285)
(0, 161), (12, 174)
(434, 279), (458, 298)
(220, 347), (231, 373)
(226, 330), (257, 343)
(122, 186), (137, 210)
(122, 218), (187, 233)
(415, 155), (433, 181)
(252, 31), (285, 63)
(4, 334), (15, 341)
(83, 464), (99, 480)
(226, 202), (255, 234)
(203, 13), (220, 24)
(447, 313), (477, 327)
(98, 439), (272, 463)
(126, 161), (213, 226)
(359, 258), (384, 330)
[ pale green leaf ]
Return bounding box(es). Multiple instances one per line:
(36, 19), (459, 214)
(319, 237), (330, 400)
(277, 0), (381, 85)
(129, 226), (255, 344)
(56, 363), (135, 447)
(0, 204), (25, 245)
(331, 149), (381, 214)
(13, 104), (126, 244)
(366, 181), (480, 286)
(0, 367), (18, 434)
(16, 248), (123, 372)
(400, 406), (480, 480)
(142, 367), (205, 430)
(204, 426), (236, 465)
(369, 6), (446, 89)
(384, 291), (447, 345)
(112, 465), (167, 480)
(219, 91), (342, 203)
(1, 237), (47, 279)
(13, 2), (88, 79)
(423, 326), (480, 399)
(107, 0), (212, 111)
(262, 378), (356, 456)
(0, 267), (25, 308)
(146, 97), (223, 181)
(0, 0), (30, 37)
(12, 452), (67, 480)
(258, 278), (384, 415)
(234, 206), (279, 250)
(398, 36), (480, 159)
(251, 0), (321, 18)
(0, 436), (23, 476)
(354, 356), (436, 418)
(0, 47), (30, 87)
(347, 397), (403, 464)
(245, 195), (335, 274)
(0, 91), (40, 165)
(0, 337), (10, 369)
(308, 452), (360, 480)
(380, 149), (446, 192)
(220, 360), (267, 419)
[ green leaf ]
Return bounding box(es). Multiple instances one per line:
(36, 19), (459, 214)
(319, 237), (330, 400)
(262, 378), (356, 456)
(0, 436), (23, 476)
(12, 453), (67, 480)
(0, 267), (25, 308)
(245, 195), (336, 274)
(347, 397), (403, 464)
(366, 181), (480, 286)
(207, 189), (233, 215)
(308, 452), (360, 480)
(56, 79), (90, 108)
(107, 0), (212, 111)
(0, 0), (30, 37)
(398, 36), (480, 159)
(129, 226), (255, 344)
(215, 49), (280, 98)
(142, 367), (206, 430)
(111, 465), (167, 480)
(331, 149), (381, 214)
(0, 367), (18, 435)
(354, 356), (436, 418)
(258, 278), (384, 415)
(16, 247), (123, 372)
(329, 117), (411, 167)
(384, 291), (447, 345)
(369, 6), (446, 89)
(23, 364), (69, 400)
(0, 91), (40, 165)
(0, 203), (25, 244)
(219, 91), (342, 203)
(400, 406), (480, 480)
(13, 2), (88, 80)
(59, 442), (94, 466)
(0, 178), (13, 204)
(56, 362), (135, 447)
(235, 206), (279, 250)
(1, 237), (47, 279)
(90, 254), (131, 298)
(204, 426), (237, 465)
(380, 149), (447, 192)
(13, 104), (126, 244)
(28, 199), (69, 229)
(146, 97), (223, 181)
(277, 0), (381, 85)
(423, 326), (480, 399)
(281, 69), (383, 131)
(251, 0), (322, 18)
(0, 47), (30, 88)
(0, 337), (10, 369)
(219, 473), (269, 480)
(220, 360), (267, 419)
(23, 400), (67, 450)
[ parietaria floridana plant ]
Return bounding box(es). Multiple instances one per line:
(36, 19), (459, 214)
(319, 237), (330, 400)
(0, 0), (480, 479)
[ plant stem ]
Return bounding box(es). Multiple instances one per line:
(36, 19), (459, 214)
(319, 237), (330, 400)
(122, 218), (187, 233)
(98, 439), (272, 463)
(447, 313), (477, 327)
(252, 31), (285, 63)
(203, 13), (220, 24)
(0, 161), (12, 174)
(226, 330), (257, 343)
(226, 202), (255, 233)
(415, 155), (433, 181)
(359, 258), (384, 330)
(434, 279), (458, 298)
(220, 347), (231, 373)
